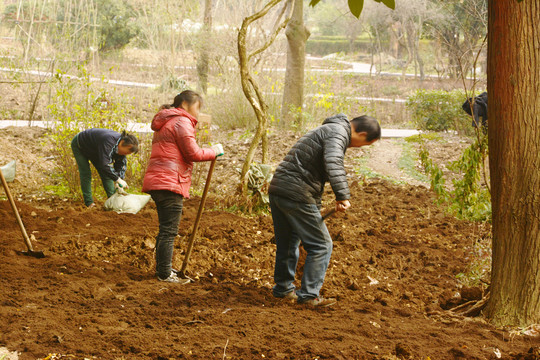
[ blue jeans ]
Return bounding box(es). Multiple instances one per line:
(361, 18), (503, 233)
(269, 194), (333, 302)
(149, 190), (184, 279)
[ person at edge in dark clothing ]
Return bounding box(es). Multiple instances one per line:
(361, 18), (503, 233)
(268, 114), (381, 307)
(71, 128), (139, 208)
(142, 90), (224, 284)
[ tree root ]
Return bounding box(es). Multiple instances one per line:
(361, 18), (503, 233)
(450, 292), (490, 317)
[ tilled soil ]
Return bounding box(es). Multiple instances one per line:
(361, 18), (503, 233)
(1, 179), (539, 359)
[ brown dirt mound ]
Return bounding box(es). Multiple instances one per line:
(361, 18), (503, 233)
(1, 180), (539, 359)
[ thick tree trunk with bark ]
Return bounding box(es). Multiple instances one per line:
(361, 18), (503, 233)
(281, 0), (309, 125)
(485, 0), (540, 327)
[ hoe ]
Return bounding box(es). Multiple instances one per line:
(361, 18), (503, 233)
(0, 167), (45, 258)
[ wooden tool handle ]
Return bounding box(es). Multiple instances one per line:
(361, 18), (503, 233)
(180, 158), (217, 275)
(322, 208), (336, 220)
(0, 167), (34, 251)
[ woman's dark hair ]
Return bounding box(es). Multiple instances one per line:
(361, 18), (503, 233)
(160, 90), (203, 110)
(120, 130), (139, 154)
(350, 115), (381, 142)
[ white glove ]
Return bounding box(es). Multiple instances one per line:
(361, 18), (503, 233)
(211, 144), (224, 157)
(115, 178), (128, 189)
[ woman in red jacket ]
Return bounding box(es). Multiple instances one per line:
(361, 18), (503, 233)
(143, 90), (223, 283)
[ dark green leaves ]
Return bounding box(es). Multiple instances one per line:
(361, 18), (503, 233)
(348, 0), (364, 18)
(309, 0), (396, 18)
(375, 0), (396, 9)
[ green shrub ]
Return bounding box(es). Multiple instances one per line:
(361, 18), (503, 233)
(47, 66), (149, 201)
(406, 89), (474, 134)
(96, 0), (140, 52)
(306, 37), (372, 55)
(419, 135), (491, 222)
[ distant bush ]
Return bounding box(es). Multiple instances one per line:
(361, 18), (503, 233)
(406, 89), (473, 135)
(306, 36), (372, 56)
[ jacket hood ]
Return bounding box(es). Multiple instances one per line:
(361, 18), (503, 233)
(322, 113), (351, 136)
(151, 107), (198, 131)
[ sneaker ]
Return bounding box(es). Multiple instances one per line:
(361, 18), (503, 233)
(155, 268), (180, 277)
(298, 297), (337, 307)
(275, 290), (298, 300)
(157, 272), (190, 284)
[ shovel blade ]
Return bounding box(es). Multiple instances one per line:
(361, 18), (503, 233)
(21, 250), (45, 258)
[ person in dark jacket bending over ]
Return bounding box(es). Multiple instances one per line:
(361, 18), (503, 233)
(71, 129), (139, 208)
(268, 114), (381, 306)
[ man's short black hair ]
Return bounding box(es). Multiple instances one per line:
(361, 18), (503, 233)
(351, 115), (381, 142)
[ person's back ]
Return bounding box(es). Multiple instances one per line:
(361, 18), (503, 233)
(77, 128), (121, 163)
(269, 113), (351, 205)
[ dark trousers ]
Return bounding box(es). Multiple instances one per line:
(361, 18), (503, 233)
(149, 190), (184, 279)
(269, 194), (333, 302)
(71, 135), (116, 206)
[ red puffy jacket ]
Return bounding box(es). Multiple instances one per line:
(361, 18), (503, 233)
(142, 108), (216, 198)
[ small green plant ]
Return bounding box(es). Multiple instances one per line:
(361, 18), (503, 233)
(419, 135), (491, 221)
(159, 75), (189, 93)
(456, 236), (492, 287)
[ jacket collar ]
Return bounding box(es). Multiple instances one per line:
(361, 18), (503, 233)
(174, 107), (198, 127)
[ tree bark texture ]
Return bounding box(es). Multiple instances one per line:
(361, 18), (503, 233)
(197, 0), (213, 94)
(237, 0), (286, 197)
(485, 0), (540, 327)
(281, 0), (309, 124)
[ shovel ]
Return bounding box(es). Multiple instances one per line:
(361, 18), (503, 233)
(179, 158), (217, 280)
(0, 166), (45, 258)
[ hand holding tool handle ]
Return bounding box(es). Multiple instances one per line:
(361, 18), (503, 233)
(322, 208), (336, 220)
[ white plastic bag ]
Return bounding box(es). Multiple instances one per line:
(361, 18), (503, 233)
(0, 160), (16, 182)
(104, 191), (151, 214)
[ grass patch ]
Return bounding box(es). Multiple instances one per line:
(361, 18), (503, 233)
(397, 140), (429, 183)
(404, 132), (444, 143)
(44, 183), (76, 198)
(353, 156), (403, 184)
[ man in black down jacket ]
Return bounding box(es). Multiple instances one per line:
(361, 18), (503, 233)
(269, 114), (381, 306)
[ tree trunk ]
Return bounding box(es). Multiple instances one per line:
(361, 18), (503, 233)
(485, 0), (540, 327)
(281, 0), (309, 125)
(415, 17), (424, 81)
(401, 22), (414, 80)
(237, 0), (287, 197)
(197, 0), (213, 94)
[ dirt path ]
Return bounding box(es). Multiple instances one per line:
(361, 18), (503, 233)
(364, 138), (426, 187)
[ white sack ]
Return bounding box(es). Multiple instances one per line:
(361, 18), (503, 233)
(0, 160), (16, 182)
(104, 192), (151, 214)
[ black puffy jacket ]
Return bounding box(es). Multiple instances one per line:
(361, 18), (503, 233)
(269, 114), (351, 205)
